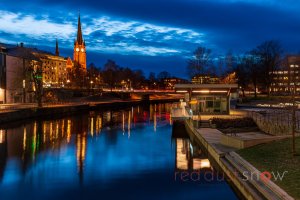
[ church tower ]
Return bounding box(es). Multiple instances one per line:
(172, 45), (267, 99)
(73, 14), (86, 71)
(55, 39), (59, 56)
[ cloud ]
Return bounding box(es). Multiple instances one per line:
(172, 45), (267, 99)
(0, 10), (75, 41)
(0, 10), (205, 56)
(83, 16), (204, 56)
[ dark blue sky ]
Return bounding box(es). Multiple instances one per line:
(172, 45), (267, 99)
(0, 0), (300, 78)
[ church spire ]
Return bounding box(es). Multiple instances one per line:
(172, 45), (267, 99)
(76, 13), (83, 45)
(55, 39), (59, 56)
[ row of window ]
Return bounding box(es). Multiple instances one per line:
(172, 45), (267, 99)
(272, 82), (300, 86)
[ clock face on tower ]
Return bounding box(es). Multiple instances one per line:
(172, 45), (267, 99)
(76, 48), (79, 52)
(81, 48), (85, 52)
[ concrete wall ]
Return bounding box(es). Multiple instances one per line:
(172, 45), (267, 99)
(5, 55), (36, 103)
(6, 55), (24, 103)
(247, 112), (292, 136)
(184, 120), (293, 200)
(220, 134), (288, 149)
(0, 53), (5, 103)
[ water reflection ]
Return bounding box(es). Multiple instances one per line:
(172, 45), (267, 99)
(175, 138), (212, 171)
(0, 103), (236, 200)
(0, 103), (173, 184)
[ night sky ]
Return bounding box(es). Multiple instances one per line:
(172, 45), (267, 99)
(1, 0), (300, 78)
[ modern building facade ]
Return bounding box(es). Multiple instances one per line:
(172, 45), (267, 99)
(163, 77), (189, 90)
(270, 55), (300, 94)
(175, 84), (238, 114)
(191, 74), (220, 84)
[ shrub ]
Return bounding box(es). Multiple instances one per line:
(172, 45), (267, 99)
(210, 117), (257, 129)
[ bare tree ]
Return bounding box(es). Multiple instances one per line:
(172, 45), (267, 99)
(238, 50), (262, 98)
(70, 61), (86, 88)
(255, 40), (283, 95)
(187, 46), (212, 78)
(157, 71), (171, 80)
(234, 56), (250, 97)
(28, 61), (43, 107)
(102, 60), (119, 91)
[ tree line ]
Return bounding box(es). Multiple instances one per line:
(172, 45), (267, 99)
(187, 40), (283, 97)
(84, 59), (176, 91)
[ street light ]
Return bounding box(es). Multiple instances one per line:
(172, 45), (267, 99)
(292, 71), (297, 156)
(90, 80), (94, 89)
(23, 79), (26, 103)
(127, 79), (132, 90)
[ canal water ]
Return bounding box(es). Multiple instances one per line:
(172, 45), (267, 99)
(0, 103), (238, 200)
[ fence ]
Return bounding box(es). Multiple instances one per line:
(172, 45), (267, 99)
(245, 109), (300, 136)
(0, 101), (88, 112)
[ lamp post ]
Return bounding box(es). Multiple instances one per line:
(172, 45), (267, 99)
(292, 70), (297, 156)
(23, 79), (26, 103)
(128, 79), (132, 90)
(66, 79), (70, 88)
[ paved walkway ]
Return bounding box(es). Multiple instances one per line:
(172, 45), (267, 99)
(189, 126), (293, 200)
(196, 128), (237, 153)
(234, 131), (289, 140)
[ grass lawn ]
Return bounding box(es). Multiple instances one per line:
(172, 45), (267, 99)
(237, 137), (300, 200)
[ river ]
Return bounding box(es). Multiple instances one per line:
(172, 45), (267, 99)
(0, 103), (238, 200)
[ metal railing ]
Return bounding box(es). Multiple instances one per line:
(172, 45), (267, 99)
(245, 109), (300, 135)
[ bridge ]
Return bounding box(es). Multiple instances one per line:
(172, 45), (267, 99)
(102, 88), (176, 94)
(43, 88), (182, 101)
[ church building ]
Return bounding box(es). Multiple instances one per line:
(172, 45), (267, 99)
(73, 14), (86, 71)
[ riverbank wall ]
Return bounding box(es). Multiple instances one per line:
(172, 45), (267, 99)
(184, 119), (294, 200)
(0, 99), (178, 125)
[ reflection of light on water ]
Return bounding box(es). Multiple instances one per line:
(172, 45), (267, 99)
(76, 133), (86, 172)
(56, 123), (59, 139)
(50, 122), (53, 141)
(128, 111), (131, 138)
(106, 112), (111, 122)
(193, 158), (211, 170)
(0, 130), (5, 144)
(122, 112), (125, 135)
(189, 143), (193, 156)
(154, 114), (157, 132)
(32, 122), (37, 160)
(176, 139), (188, 170)
(43, 122), (46, 142)
(96, 116), (99, 133)
(23, 127), (27, 151)
(176, 138), (212, 171)
(67, 120), (71, 143)
(90, 117), (94, 137)
(62, 120), (65, 137)
(200, 159), (211, 168)
(96, 116), (102, 134)
(137, 106), (140, 113)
